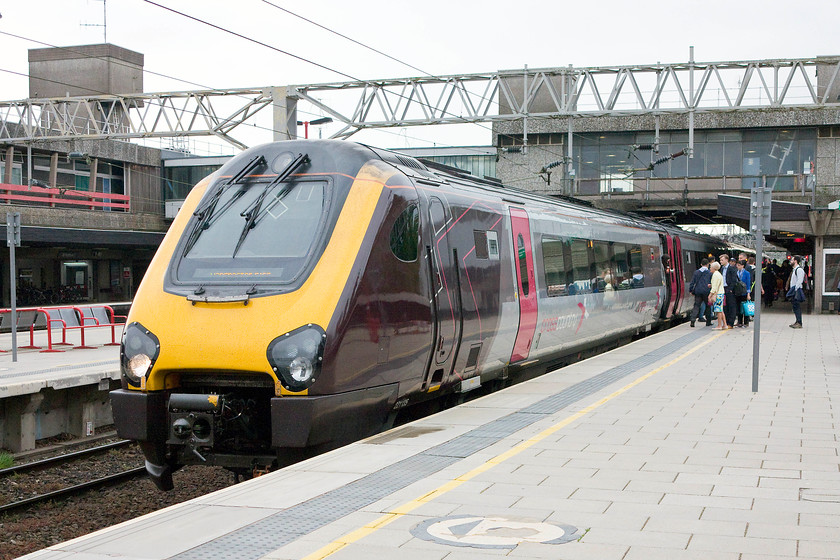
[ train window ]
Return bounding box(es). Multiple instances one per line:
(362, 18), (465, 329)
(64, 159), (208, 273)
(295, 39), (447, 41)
(390, 204), (420, 262)
(487, 231), (499, 260)
(175, 179), (330, 284)
(569, 238), (591, 294)
(517, 233), (529, 297)
(542, 237), (569, 297)
(473, 231), (489, 259)
(628, 244), (644, 288)
(612, 243), (631, 289)
(640, 244), (661, 286)
(593, 241), (612, 292)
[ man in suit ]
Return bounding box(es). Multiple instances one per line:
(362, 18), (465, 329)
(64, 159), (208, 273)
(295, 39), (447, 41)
(688, 258), (712, 327)
(719, 254), (738, 329)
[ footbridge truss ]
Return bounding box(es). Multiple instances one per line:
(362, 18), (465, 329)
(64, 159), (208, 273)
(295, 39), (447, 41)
(1, 55), (838, 149)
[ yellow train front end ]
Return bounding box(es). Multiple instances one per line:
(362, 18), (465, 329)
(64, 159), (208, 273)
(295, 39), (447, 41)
(110, 141), (401, 489)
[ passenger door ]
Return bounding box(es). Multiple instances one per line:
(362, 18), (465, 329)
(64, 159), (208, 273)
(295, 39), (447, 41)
(423, 195), (462, 389)
(509, 208), (538, 363)
(660, 233), (678, 319)
(671, 235), (686, 314)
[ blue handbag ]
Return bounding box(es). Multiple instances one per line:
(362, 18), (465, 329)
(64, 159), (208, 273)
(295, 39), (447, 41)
(742, 300), (755, 317)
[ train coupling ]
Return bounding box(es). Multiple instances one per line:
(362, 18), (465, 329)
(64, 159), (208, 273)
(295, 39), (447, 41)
(166, 393), (222, 455)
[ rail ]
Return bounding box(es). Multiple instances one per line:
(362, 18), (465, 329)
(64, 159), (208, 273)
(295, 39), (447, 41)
(0, 440), (144, 514)
(0, 182), (129, 211)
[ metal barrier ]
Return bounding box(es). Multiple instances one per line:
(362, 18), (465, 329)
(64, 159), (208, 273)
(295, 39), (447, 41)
(0, 183), (130, 211)
(0, 305), (126, 352)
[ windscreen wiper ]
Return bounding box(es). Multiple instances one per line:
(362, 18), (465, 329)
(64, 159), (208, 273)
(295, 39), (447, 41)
(182, 155), (266, 255)
(231, 153), (310, 257)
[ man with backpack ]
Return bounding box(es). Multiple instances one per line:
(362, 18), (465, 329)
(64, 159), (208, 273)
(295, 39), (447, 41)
(689, 258), (713, 327)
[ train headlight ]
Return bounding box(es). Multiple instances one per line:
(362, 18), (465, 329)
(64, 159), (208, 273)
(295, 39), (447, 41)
(120, 322), (161, 386)
(267, 325), (326, 391)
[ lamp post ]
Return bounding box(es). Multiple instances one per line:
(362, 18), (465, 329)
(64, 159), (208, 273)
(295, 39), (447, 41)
(295, 117), (333, 139)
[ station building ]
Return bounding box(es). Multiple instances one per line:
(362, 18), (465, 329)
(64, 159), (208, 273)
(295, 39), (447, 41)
(2, 46), (839, 313)
(0, 45), (172, 307)
(492, 62), (840, 313)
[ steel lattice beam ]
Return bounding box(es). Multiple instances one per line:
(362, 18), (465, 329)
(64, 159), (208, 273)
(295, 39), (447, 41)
(0, 88), (275, 148)
(1, 56), (838, 147)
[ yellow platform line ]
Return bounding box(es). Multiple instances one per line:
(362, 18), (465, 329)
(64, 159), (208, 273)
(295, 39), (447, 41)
(301, 330), (725, 559)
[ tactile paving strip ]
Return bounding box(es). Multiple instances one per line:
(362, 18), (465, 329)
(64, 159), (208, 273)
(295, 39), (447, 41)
(172, 329), (707, 559)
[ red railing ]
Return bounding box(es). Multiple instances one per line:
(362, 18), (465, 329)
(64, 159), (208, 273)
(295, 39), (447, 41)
(0, 183), (129, 211)
(0, 305), (125, 352)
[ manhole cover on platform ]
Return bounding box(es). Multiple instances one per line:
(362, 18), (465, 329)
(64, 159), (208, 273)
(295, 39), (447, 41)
(411, 515), (581, 549)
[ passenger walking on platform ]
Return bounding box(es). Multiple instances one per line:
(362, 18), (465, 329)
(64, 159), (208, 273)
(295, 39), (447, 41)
(709, 261), (727, 330)
(735, 260), (751, 327)
(787, 255), (806, 329)
(762, 258), (776, 307)
(719, 254), (738, 329)
(688, 258), (712, 327)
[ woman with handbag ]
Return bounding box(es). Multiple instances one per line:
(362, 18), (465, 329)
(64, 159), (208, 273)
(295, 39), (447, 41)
(786, 255), (806, 329)
(709, 261), (727, 330)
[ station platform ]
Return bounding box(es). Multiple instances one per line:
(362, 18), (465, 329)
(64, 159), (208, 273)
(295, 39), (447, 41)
(19, 308), (840, 560)
(0, 325), (122, 452)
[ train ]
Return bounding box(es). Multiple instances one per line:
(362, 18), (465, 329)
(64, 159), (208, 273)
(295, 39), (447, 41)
(110, 139), (725, 490)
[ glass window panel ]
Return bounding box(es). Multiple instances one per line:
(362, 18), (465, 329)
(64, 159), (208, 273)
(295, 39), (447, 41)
(612, 243), (629, 277)
(542, 237), (569, 297)
(601, 132), (635, 145)
(177, 180), (330, 284)
(705, 143), (724, 176)
(688, 143), (706, 177)
(723, 142), (741, 176)
(578, 145), (600, 179)
(800, 139), (816, 174)
(628, 245), (645, 288)
(517, 233), (529, 297)
(570, 238), (591, 294)
(766, 175), (796, 191)
(824, 252), (840, 295)
(706, 130), (741, 142)
(651, 144), (673, 177)
(0, 164), (22, 185)
(593, 241), (612, 291)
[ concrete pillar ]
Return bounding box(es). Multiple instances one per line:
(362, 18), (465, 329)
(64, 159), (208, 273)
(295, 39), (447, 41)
(3, 146), (13, 184)
(268, 86), (298, 141)
(89, 157), (98, 192)
(49, 152), (58, 187)
(817, 56), (840, 103)
(3, 392), (45, 452)
(809, 209), (835, 313)
(89, 157), (99, 210)
(67, 388), (97, 438)
(814, 236), (824, 313)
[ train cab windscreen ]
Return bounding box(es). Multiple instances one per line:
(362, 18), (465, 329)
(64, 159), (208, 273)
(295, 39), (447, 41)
(173, 178), (332, 285)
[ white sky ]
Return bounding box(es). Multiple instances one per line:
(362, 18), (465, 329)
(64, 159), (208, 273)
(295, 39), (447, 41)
(1, 0), (839, 151)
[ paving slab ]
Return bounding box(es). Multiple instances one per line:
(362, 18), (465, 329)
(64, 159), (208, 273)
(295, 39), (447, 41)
(17, 308), (840, 560)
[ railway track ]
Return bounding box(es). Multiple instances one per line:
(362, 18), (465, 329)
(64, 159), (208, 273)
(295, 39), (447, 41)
(0, 440), (147, 514)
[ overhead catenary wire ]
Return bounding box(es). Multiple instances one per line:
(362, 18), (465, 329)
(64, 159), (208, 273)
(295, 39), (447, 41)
(1, 4), (732, 221)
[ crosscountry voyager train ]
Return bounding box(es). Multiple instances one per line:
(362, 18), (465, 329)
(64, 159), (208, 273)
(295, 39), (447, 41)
(111, 140), (724, 490)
